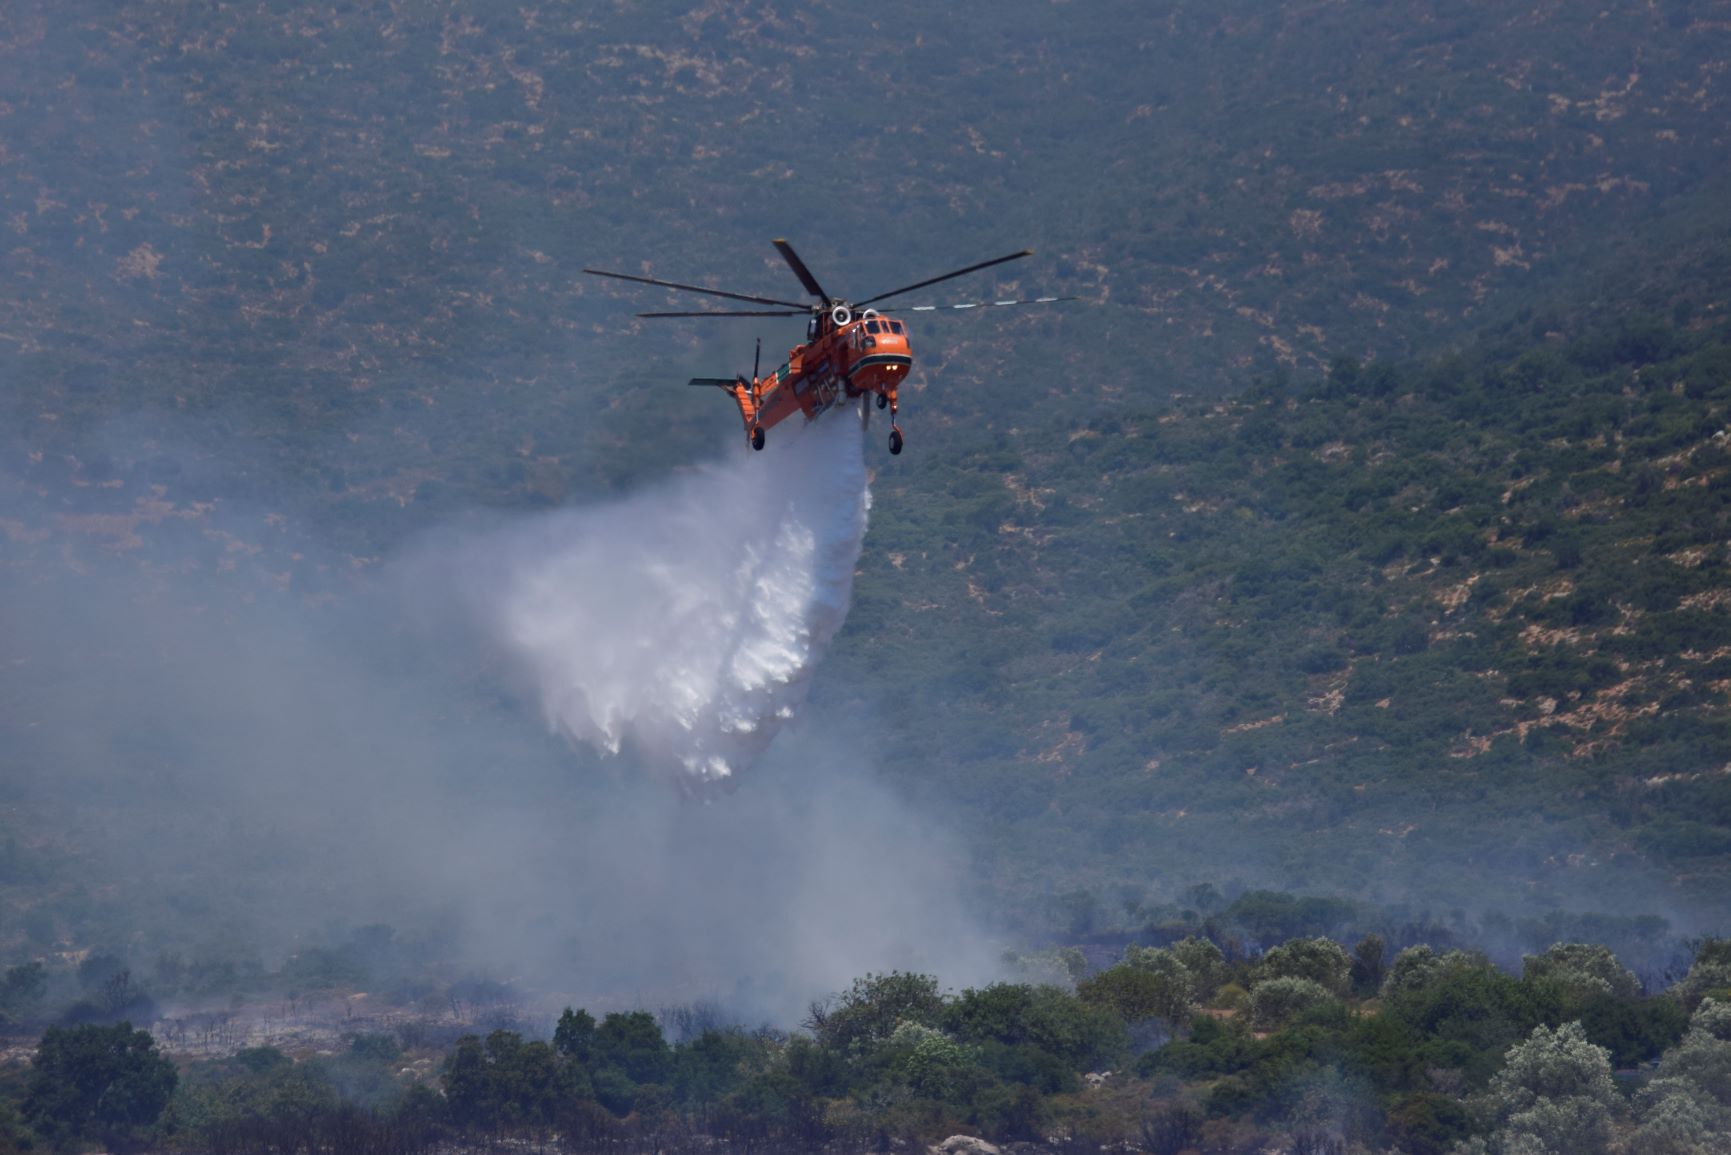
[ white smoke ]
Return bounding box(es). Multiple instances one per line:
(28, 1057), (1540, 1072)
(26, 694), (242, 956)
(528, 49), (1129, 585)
(460, 408), (870, 789)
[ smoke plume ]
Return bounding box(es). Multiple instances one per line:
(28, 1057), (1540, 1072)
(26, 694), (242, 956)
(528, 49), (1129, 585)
(452, 410), (870, 790)
(0, 403), (1000, 1020)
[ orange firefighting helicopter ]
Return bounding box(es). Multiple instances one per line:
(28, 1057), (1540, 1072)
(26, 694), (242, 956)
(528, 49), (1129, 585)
(583, 239), (1072, 455)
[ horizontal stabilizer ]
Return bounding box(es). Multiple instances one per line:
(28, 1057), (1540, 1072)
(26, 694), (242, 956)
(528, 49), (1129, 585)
(689, 377), (739, 388)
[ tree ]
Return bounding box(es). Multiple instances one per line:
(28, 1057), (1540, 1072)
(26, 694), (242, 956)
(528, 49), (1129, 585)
(1624, 1091), (1726, 1155)
(1380, 944), (1443, 998)
(1258, 937), (1352, 997)
(884, 1021), (975, 1099)
(1462, 1021), (1619, 1155)
(1141, 1099), (1204, 1155)
(1350, 934), (1386, 996)
(1078, 960), (1193, 1030)
(672, 1028), (756, 1106)
(1381, 946), (1489, 1000)
(442, 1030), (569, 1130)
(0, 963), (46, 1018)
(943, 981), (1123, 1080)
(1171, 937), (1228, 1002)
(1247, 977), (1336, 1030)
(1678, 939), (1731, 1008)
(1328, 355), (1363, 396)
(553, 1007), (597, 1063)
(1625, 998), (1731, 1154)
(947, 982), (1042, 1047)
(594, 1011), (671, 1085)
(22, 1022), (178, 1151)
(1521, 943), (1640, 1003)
(806, 972), (943, 1052)
(442, 1035), (494, 1129)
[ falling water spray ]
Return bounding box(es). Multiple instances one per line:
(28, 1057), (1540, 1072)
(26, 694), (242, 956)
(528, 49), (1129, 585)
(460, 410), (871, 790)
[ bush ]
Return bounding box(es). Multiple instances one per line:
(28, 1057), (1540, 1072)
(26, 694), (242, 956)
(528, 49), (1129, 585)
(1214, 983), (1250, 1013)
(1141, 1099), (1205, 1155)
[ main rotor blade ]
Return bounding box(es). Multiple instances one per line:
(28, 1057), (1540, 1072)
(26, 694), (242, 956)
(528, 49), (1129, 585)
(637, 309), (807, 318)
(772, 239), (830, 305)
(583, 267), (808, 309)
(854, 249), (1034, 308)
(880, 295), (1078, 313)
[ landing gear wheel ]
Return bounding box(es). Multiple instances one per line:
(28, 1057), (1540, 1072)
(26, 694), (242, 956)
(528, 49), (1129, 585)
(888, 428), (904, 456)
(876, 392), (888, 410)
(751, 426), (765, 451)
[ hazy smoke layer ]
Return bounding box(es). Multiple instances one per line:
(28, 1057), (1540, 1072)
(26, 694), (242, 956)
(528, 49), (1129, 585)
(463, 412), (870, 789)
(1, 406), (999, 1021)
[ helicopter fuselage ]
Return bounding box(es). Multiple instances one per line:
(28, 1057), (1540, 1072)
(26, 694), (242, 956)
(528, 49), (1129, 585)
(730, 310), (911, 441)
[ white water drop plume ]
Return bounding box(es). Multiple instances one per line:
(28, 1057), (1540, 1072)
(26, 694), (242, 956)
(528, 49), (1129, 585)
(461, 411), (870, 790)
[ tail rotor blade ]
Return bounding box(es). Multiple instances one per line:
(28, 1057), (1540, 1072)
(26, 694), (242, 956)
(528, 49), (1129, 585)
(882, 295), (1079, 313)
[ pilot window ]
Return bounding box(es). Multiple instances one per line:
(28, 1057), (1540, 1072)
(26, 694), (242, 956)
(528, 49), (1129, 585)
(888, 321), (905, 334)
(865, 321), (881, 334)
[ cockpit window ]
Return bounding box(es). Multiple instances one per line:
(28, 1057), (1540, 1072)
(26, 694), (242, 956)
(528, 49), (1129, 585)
(865, 320), (881, 334)
(888, 321), (905, 334)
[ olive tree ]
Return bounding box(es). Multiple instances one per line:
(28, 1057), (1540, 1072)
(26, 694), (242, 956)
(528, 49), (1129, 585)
(1454, 1021), (1618, 1155)
(1383, 946), (1490, 1000)
(1170, 937), (1228, 1002)
(1258, 937), (1352, 997)
(1522, 943), (1640, 1002)
(1624, 999), (1731, 1154)
(1247, 977), (1336, 1031)
(806, 972), (943, 1052)
(1078, 955), (1193, 1030)
(1677, 939), (1731, 1009)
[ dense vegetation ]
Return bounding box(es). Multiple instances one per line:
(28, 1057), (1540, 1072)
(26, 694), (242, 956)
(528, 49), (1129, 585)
(2, 0), (1728, 509)
(831, 276), (1731, 921)
(4, 936), (1730, 1154)
(1, 0), (1729, 932)
(2, 3), (1731, 1147)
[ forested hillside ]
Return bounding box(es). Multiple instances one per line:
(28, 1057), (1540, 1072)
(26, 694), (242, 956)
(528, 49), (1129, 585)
(2, 0), (1731, 981)
(829, 237), (1731, 925)
(2, 0), (1729, 524)
(8, 4), (1731, 1153)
